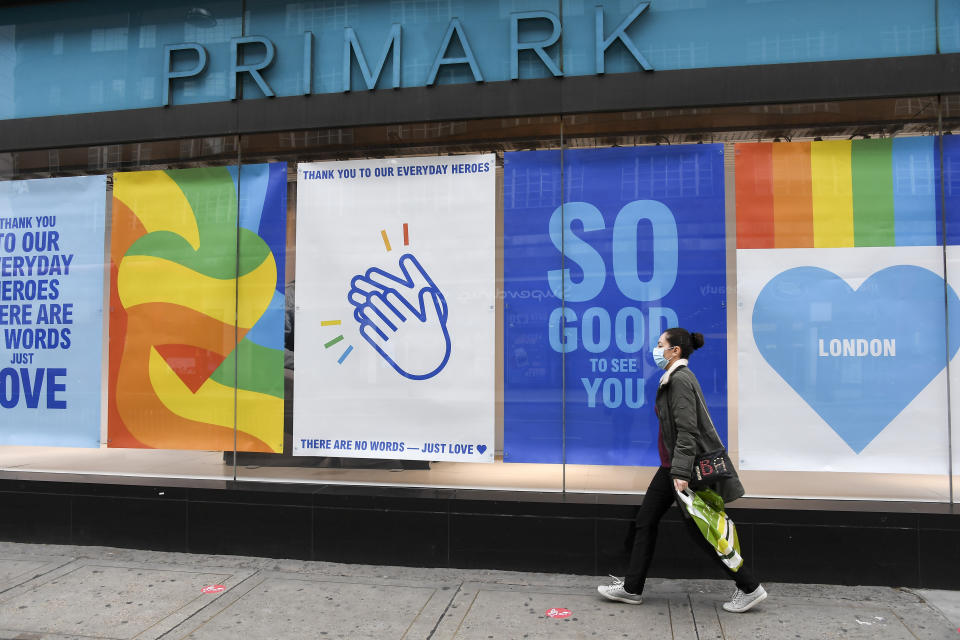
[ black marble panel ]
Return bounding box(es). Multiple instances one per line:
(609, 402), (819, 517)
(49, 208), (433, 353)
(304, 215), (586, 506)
(918, 528), (960, 589)
(187, 500), (312, 560)
(313, 507), (448, 567)
(0, 490), (71, 544)
(70, 496), (187, 552)
(754, 523), (919, 587)
(450, 513), (595, 574)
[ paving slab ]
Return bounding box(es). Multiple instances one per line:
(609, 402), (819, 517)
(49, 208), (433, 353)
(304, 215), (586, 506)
(916, 589), (960, 628)
(718, 602), (915, 640)
(665, 595), (699, 640)
(446, 588), (672, 639)
(0, 560), (254, 640)
(168, 575), (451, 640)
(0, 554), (73, 594)
(689, 593), (725, 640)
(885, 601), (960, 640)
(430, 581), (700, 640)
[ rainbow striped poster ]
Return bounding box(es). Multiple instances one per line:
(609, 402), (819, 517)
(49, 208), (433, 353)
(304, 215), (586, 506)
(735, 138), (941, 249)
(735, 137), (956, 484)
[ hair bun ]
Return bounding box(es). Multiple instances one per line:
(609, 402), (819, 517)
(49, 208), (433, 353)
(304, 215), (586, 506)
(690, 332), (705, 350)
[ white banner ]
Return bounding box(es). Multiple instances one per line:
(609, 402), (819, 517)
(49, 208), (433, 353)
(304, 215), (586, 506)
(947, 246), (960, 498)
(294, 155), (495, 461)
(737, 246), (954, 475)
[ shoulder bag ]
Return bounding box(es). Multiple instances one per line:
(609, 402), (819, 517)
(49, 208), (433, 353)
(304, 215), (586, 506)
(688, 390), (735, 489)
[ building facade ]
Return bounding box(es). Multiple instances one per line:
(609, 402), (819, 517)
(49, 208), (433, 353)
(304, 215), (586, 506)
(0, 0), (958, 587)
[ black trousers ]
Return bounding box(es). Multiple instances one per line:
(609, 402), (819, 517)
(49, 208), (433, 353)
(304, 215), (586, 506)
(623, 466), (760, 595)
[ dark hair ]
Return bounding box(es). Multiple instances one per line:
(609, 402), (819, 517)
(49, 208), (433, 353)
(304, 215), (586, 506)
(663, 328), (704, 359)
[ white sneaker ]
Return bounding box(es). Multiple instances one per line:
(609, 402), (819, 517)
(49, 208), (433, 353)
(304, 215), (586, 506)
(597, 576), (643, 604)
(722, 585), (767, 613)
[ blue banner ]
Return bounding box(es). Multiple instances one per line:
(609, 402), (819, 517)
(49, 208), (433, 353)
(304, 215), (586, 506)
(944, 135), (960, 245)
(0, 175), (106, 447)
(503, 146), (727, 465)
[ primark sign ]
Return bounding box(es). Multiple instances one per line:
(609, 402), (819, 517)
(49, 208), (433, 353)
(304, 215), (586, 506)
(161, 2), (653, 106)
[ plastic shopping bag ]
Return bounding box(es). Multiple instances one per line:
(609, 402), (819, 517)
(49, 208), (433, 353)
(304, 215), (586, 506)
(676, 488), (743, 571)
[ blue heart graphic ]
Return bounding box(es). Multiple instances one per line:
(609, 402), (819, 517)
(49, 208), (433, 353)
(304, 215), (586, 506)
(753, 265), (960, 453)
(477, 444), (487, 454)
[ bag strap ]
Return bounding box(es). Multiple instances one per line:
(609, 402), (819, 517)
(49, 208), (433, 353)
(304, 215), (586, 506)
(673, 487), (694, 519)
(693, 386), (725, 445)
(666, 366), (724, 446)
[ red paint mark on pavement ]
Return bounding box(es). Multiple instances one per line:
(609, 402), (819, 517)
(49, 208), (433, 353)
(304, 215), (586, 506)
(545, 607), (572, 619)
(201, 585), (226, 594)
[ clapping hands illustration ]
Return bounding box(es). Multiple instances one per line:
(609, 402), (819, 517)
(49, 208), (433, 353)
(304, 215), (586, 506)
(348, 254), (451, 380)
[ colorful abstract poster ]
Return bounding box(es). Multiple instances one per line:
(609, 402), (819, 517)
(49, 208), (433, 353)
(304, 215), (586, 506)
(109, 164), (287, 452)
(0, 176), (106, 447)
(503, 146), (728, 465)
(736, 138), (958, 478)
(294, 155), (495, 462)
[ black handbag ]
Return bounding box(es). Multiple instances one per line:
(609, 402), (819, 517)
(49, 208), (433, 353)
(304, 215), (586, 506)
(689, 448), (735, 489)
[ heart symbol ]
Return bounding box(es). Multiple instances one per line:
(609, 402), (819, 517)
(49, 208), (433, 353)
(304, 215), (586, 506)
(477, 444), (487, 454)
(753, 265), (960, 453)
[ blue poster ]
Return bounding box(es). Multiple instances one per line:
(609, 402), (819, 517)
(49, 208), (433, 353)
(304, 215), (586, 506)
(0, 175), (106, 447)
(503, 146), (727, 465)
(945, 135), (960, 245)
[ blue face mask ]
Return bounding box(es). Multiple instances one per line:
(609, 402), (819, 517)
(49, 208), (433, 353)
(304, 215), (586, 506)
(652, 347), (669, 370)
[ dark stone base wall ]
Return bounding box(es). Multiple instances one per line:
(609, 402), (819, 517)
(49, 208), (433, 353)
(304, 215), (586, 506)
(1, 479), (957, 589)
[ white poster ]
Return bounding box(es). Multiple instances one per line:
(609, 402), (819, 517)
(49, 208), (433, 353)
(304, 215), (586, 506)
(947, 245), (960, 501)
(293, 155), (495, 461)
(737, 246), (955, 475)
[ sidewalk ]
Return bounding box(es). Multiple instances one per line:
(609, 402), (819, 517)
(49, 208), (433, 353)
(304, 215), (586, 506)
(0, 541), (956, 640)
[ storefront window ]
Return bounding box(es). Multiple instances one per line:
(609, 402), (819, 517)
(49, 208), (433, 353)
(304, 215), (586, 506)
(0, 97), (957, 502)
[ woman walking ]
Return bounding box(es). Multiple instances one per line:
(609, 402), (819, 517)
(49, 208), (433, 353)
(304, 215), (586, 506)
(597, 328), (767, 613)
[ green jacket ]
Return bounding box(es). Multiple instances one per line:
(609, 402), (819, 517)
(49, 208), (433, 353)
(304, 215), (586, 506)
(654, 364), (745, 503)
